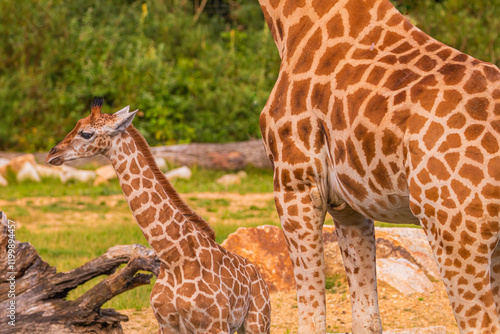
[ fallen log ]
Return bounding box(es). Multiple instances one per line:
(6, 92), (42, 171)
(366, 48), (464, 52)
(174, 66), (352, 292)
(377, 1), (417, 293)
(1, 139), (272, 170)
(0, 211), (160, 334)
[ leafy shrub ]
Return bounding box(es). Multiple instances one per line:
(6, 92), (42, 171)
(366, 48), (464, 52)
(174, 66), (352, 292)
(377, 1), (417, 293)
(0, 0), (498, 151)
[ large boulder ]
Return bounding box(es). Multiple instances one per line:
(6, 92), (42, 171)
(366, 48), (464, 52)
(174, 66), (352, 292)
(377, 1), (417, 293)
(221, 225), (295, 292)
(223, 225), (439, 294)
(165, 166), (192, 180)
(16, 161), (41, 182)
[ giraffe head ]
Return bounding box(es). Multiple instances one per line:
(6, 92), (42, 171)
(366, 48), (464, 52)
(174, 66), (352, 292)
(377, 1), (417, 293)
(46, 97), (137, 166)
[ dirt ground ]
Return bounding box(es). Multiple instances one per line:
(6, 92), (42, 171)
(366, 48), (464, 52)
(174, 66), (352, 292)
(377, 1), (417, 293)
(1, 193), (459, 333)
(122, 282), (458, 333)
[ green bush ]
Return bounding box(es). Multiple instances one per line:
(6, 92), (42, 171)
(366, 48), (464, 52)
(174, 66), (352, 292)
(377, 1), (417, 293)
(0, 0), (498, 151)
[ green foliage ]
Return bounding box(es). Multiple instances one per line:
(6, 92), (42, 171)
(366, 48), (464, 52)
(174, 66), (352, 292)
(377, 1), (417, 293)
(0, 0), (279, 151)
(0, 0), (499, 151)
(390, 0), (500, 65)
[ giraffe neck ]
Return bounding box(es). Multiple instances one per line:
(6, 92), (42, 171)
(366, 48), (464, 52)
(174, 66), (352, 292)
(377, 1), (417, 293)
(106, 126), (210, 263)
(259, 0), (402, 59)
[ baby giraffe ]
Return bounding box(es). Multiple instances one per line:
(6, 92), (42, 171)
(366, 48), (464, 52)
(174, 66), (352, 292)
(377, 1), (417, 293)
(46, 98), (271, 334)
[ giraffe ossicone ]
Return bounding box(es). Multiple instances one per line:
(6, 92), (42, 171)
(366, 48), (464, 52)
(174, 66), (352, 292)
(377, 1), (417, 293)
(258, 0), (500, 333)
(46, 98), (271, 334)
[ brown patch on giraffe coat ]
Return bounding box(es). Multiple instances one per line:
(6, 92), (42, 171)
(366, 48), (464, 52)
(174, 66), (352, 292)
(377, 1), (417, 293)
(459, 164), (484, 186)
(465, 194), (483, 218)
(330, 97), (347, 130)
(379, 31), (404, 51)
(390, 42), (412, 54)
(364, 94), (388, 126)
(408, 140), (425, 169)
(326, 13), (344, 39)
(465, 97), (489, 121)
(311, 82), (331, 113)
(438, 64), (466, 85)
(423, 122), (444, 150)
(481, 132), (499, 154)
(131, 178), (141, 190)
(336, 64), (370, 90)
(379, 55), (398, 65)
(360, 26), (383, 45)
(464, 124), (485, 141)
(415, 55), (437, 72)
(345, 137), (366, 177)
(453, 54), (468, 62)
(484, 66), (500, 82)
(283, 0), (306, 17)
(407, 114), (427, 134)
(338, 173), (368, 201)
(316, 43), (352, 76)
(382, 129), (401, 155)
(345, 0), (371, 38)
(383, 69), (420, 91)
(447, 113), (466, 129)
(436, 49), (452, 61)
(372, 160), (394, 190)
(488, 157), (500, 181)
(399, 50), (421, 64)
(417, 170), (432, 184)
(411, 82), (439, 112)
(334, 140), (346, 164)
(391, 108), (410, 131)
(393, 91), (406, 106)
(444, 152), (460, 172)
(291, 79), (311, 115)
(425, 43), (441, 52)
(411, 30), (430, 45)
(294, 27), (322, 73)
(463, 70), (488, 94)
(438, 133), (462, 153)
(465, 146), (484, 163)
(135, 207), (157, 228)
(130, 193), (149, 211)
(297, 118), (313, 150)
(451, 180), (471, 204)
(436, 90), (462, 117)
(428, 157), (451, 181)
(348, 88), (371, 125)
(270, 72), (289, 121)
(367, 66), (387, 86)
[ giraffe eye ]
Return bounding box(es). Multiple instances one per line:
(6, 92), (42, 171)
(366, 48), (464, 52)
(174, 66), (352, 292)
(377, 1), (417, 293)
(80, 132), (94, 139)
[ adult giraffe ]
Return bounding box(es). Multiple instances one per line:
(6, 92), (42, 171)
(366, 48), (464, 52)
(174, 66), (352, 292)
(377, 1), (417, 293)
(257, 0), (500, 333)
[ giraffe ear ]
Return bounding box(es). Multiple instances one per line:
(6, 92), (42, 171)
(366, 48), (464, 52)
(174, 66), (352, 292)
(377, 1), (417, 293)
(106, 109), (138, 136)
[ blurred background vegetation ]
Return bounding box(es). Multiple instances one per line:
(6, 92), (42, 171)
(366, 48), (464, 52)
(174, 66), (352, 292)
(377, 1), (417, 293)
(0, 0), (498, 152)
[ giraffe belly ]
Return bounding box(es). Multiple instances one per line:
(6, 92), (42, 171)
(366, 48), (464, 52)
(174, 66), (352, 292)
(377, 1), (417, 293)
(324, 166), (419, 225)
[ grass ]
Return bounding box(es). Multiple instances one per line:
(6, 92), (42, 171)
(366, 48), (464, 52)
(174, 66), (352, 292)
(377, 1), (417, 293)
(1, 166), (421, 311)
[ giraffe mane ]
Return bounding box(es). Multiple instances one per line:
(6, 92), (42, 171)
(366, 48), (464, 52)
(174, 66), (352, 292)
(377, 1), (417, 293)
(127, 125), (216, 240)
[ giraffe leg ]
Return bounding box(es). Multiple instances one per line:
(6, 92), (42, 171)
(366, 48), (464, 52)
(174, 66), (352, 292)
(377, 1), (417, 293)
(274, 186), (327, 334)
(419, 216), (500, 334)
(240, 264), (271, 334)
(492, 239), (500, 316)
(331, 204), (382, 334)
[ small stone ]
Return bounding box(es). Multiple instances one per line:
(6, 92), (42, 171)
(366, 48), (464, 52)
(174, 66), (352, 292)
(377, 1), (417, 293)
(154, 156), (167, 171)
(0, 173), (7, 186)
(16, 161), (41, 182)
(165, 166), (191, 180)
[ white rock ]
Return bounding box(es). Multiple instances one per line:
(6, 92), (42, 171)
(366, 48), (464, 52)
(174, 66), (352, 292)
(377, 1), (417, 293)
(36, 164), (62, 178)
(377, 257), (434, 295)
(60, 165), (96, 183)
(216, 171), (248, 186)
(0, 173), (8, 186)
(216, 174), (242, 186)
(154, 156), (167, 170)
(16, 161), (41, 182)
(0, 158), (10, 169)
(165, 166), (191, 180)
(0, 154), (37, 177)
(94, 165), (117, 185)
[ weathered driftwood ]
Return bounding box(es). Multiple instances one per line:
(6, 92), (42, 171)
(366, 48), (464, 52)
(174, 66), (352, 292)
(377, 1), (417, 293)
(3, 139), (272, 170)
(150, 139), (271, 170)
(0, 211), (160, 334)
